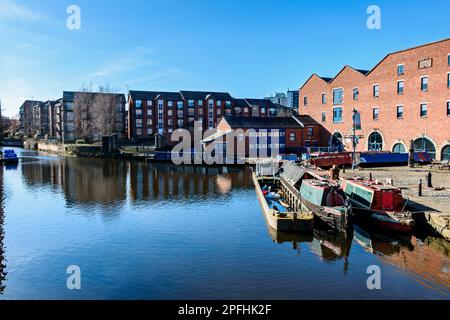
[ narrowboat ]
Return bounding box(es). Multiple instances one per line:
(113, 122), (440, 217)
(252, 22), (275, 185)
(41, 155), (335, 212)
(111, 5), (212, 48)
(358, 151), (432, 167)
(1, 149), (19, 164)
(310, 152), (353, 168)
(299, 179), (353, 232)
(252, 173), (314, 233)
(342, 178), (415, 233)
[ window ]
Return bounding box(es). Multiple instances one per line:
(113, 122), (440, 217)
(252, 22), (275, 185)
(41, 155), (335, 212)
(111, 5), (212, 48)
(304, 141), (311, 148)
(147, 109), (152, 116)
(136, 119), (143, 128)
(397, 106), (404, 119)
(147, 128), (153, 135)
(373, 85), (379, 97)
(168, 101), (173, 107)
(393, 143), (406, 153)
(420, 103), (427, 117)
(333, 107), (343, 123)
(188, 100), (195, 107)
(135, 100), (142, 108)
(322, 93), (326, 104)
(353, 88), (359, 100)
(397, 64), (404, 75)
(168, 110), (173, 116)
(447, 73), (450, 88)
(147, 119), (152, 126)
(269, 108), (277, 116)
(217, 109), (222, 115)
(147, 100), (153, 107)
(261, 107), (266, 113)
(177, 110), (184, 118)
(368, 132), (383, 151)
(135, 109), (142, 116)
(168, 119), (173, 126)
(198, 108), (203, 115)
(226, 101), (231, 107)
(158, 100), (163, 110)
(333, 89), (343, 104)
(373, 108), (379, 120)
(447, 101), (450, 116)
(414, 138), (436, 160)
(208, 99), (214, 107)
(217, 101), (222, 107)
(448, 54), (450, 66)
(198, 100), (203, 106)
(421, 77), (428, 91)
(290, 132), (296, 141)
(177, 101), (184, 109)
(235, 107), (242, 115)
(308, 127), (313, 137)
(322, 112), (326, 122)
(65, 102), (74, 111)
(442, 145), (450, 161)
(136, 129), (142, 135)
(244, 107), (249, 113)
(397, 81), (404, 94)
(304, 96), (308, 106)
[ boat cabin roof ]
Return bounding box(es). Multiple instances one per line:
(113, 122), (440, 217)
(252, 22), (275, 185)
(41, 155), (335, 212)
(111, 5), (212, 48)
(346, 179), (401, 192)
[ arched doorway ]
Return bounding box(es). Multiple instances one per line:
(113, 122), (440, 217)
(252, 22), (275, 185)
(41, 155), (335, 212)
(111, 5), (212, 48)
(331, 132), (344, 151)
(392, 143), (406, 153)
(368, 132), (383, 151)
(441, 145), (450, 161)
(414, 138), (436, 160)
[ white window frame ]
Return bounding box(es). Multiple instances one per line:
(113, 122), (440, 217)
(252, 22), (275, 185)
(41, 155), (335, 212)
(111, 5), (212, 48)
(420, 76), (429, 91)
(397, 79), (405, 95)
(396, 105), (404, 119)
(332, 87), (344, 105)
(420, 102), (428, 118)
(373, 84), (380, 97)
(372, 107), (380, 120)
(397, 63), (405, 75)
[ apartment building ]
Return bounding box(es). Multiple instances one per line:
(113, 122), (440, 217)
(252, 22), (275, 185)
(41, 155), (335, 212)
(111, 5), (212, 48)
(57, 91), (126, 142)
(19, 100), (42, 135)
(299, 38), (450, 160)
(127, 90), (285, 142)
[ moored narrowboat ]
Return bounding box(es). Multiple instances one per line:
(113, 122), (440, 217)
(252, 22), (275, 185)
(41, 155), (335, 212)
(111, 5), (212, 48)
(299, 179), (353, 232)
(253, 173), (314, 233)
(1, 149), (19, 164)
(342, 178), (415, 233)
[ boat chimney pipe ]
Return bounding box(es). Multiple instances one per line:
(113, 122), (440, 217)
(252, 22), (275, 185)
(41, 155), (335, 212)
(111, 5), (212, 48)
(418, 179), (423, 197)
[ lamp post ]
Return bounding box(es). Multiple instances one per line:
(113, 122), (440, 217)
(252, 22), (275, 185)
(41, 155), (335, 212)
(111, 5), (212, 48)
(352, 108), (360, 170)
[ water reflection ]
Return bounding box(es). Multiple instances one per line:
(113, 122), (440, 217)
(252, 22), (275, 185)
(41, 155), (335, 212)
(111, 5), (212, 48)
(0, 165), (6, 294)
(0, 148), (448, 298)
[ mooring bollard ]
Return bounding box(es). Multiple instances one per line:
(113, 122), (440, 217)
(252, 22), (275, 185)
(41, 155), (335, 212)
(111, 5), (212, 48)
(427, 172), (433, 188)
(419, 179), (423, 196)
(369, 173), (373, 181)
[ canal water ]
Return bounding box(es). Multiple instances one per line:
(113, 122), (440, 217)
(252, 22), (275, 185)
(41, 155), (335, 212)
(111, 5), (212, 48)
(0, 148), (448, 299)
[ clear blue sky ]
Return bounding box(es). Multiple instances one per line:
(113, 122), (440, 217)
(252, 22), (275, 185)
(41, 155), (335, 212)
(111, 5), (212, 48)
(0, 0), (449, 117)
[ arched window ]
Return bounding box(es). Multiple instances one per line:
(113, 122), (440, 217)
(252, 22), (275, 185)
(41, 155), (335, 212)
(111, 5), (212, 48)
(414, 138), (436, 160)
(331, 132), (344, 151)
(368, 132), (383, 151)
(441, 145), (450, 161)
(392, 143), (406, 153)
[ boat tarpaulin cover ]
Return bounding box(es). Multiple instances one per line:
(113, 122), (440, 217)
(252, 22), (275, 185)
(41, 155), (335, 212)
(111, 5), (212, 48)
(279, 162), (306, 186)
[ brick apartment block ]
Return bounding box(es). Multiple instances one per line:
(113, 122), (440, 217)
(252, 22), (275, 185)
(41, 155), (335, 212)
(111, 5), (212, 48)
(299, 38), (450, 160)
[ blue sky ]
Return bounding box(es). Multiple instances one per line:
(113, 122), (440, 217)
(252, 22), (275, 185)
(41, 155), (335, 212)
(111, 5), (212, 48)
(0, 0), (449, 117)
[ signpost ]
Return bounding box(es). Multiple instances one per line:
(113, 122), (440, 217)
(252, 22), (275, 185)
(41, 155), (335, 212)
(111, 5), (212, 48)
(351, 109), (361, 170)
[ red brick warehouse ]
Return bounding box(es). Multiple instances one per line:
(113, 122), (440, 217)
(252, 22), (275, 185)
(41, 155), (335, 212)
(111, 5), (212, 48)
(299, 38), (450, 160)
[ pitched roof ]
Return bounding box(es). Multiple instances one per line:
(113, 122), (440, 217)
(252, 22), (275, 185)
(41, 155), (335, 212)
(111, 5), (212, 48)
(234, 98), (251, 108)
(300, 38), (450, 88)
(129, 90), (160, 101)
(244, 98), (275, 109)
(155, 92), (183, 101)
(180, 90), (232, 101)
(223, 116), (302, 129)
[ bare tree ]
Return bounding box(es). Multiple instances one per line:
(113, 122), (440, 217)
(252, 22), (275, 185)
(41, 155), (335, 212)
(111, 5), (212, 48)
(74, 83), (122, 142)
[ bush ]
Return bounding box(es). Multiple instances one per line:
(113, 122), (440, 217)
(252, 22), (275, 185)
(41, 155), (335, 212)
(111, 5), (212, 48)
(76, 139), (87, 145)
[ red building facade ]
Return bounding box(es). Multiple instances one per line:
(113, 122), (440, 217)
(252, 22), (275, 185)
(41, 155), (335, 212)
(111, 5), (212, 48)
(299, 38), (450, 160)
